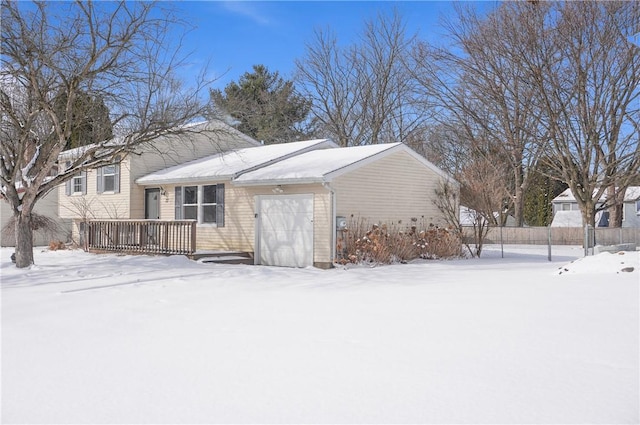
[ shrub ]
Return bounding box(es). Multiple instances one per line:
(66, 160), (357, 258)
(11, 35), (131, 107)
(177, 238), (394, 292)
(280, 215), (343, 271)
(337, 218), (462, 265)
(48, 240), (67, 251)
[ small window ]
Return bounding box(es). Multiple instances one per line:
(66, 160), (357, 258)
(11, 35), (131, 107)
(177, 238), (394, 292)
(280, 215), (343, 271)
(103, 164), (116, 192)
(636, 200), (640, 215)
(73, 175), (83, 193)
(96, 157), (120, 194)
(183, 186), (198, 220)
(561, 203), (571, 211)
(65, 163), (86, 196)
(202, 185), (217, 223)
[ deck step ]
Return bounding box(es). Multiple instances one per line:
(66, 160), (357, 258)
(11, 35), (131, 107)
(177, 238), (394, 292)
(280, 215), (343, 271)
(191, 251), (254, 265)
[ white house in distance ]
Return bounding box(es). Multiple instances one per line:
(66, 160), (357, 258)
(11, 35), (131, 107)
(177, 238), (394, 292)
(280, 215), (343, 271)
(551, 186), (640, 227)
(57, 120), (260, 244)
(135, 140), (455, 268)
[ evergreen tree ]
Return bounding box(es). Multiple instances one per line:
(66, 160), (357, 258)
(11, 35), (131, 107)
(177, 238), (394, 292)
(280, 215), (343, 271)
(53, 91), (113, 149)
(209, 65), (312, 144)
(523, 165), (567, 226)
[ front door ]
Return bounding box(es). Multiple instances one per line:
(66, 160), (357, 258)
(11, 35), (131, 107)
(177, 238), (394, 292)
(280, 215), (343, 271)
(145, 188), (160, 219)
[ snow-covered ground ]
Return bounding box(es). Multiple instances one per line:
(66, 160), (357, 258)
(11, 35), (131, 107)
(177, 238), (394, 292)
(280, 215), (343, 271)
(1, 245), (638, 424)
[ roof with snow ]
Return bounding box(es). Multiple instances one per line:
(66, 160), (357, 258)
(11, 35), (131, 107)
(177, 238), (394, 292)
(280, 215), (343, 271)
(232, 142), (451, 186)
(136, 139), (337, 185)
(59, 120), (260, 161)
(553, 186), (640, 203)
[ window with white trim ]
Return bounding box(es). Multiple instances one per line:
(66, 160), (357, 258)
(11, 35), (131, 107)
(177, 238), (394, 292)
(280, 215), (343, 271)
(65, 161), (86, 195)
(97, 156), (121, 194)
(175, 184), (225, 226)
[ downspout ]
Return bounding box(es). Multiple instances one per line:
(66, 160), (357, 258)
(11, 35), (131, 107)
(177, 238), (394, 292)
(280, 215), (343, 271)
(322, 181), (336, 265)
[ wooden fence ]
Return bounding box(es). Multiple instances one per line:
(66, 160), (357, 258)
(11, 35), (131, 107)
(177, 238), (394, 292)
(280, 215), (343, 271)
(88, 220), (196, 255)
(462, 226), (640, 246)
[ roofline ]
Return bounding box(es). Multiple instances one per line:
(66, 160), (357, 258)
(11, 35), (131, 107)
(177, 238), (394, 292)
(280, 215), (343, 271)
(136, 175), (233, 186)
(323, 143), (459, 185)
(231, 139), (337, 180)
(232, 177), (325, 187)
(232, 142), (459, 187)
(135, 138), (337, 186)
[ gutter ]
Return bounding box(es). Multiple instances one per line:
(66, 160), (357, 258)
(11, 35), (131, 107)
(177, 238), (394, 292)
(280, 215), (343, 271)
(322, 181), (337, 265)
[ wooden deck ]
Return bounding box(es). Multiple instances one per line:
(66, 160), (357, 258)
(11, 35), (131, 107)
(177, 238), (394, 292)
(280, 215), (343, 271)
(87, 220), (196, 255)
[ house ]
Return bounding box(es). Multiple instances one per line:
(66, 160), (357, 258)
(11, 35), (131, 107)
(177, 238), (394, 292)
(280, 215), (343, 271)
(551, 187), (640, 227)
(1, 188), (71, 247)
(136, 140), (456, 268)
(57, 120), (260, 244)
(459, 206), (516, 227)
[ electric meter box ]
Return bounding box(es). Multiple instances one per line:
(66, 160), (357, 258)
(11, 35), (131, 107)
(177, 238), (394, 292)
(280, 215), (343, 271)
(336, 216), (347, 230)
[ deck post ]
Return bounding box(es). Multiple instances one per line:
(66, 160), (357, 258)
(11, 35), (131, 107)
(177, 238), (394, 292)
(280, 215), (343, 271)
(190, 221), (197, 254)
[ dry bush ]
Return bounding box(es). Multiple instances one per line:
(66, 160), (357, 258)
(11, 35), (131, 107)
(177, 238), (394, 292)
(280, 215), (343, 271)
(337, 218), (462, 265)
(48, 240), (67, 251)
(1, 213), (61, 245)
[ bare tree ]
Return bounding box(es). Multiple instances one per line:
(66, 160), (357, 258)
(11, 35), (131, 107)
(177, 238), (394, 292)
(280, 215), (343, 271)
(295, 10), (428, 146)
(517, 1), (640, 227)
(411, 2), (547, 227)
(1, 1), (211, 267)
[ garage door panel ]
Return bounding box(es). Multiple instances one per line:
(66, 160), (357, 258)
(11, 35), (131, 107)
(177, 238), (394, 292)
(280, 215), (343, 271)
(257, 195), (314, 267)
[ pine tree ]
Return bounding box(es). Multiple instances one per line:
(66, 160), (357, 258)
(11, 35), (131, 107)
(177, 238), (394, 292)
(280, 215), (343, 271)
(209, 65), (312, 144)
(523, 166), (567, 226)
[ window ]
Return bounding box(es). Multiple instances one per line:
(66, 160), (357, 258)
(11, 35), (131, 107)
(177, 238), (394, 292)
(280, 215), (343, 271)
(183, 186), (198, 220)
(202, 185), (217, 223)
(561, 203), (571, 211)
(73, 175), (84, 193)
(65, 161), (86, 195)
(175, 184), (225, 226)
(636, 200), (640, 215)
(97, 157), (120, 194)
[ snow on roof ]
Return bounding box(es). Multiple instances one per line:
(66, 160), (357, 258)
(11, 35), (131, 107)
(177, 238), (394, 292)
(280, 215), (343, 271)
(136, 139), (336, 185)
(232, 143), (402, 186)
(553, 186), (640, 203)
(59, 120), (260, 160)
(550, 210), (583, 227)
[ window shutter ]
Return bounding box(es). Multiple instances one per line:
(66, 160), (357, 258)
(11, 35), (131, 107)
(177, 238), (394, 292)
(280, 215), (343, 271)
(96, 167), (103, 193)
(65, 161), (71, 196)
(174, 187), (183, 219)
(81, 171), (87, 195)
(216, 184), (225, 227)
(114, 163), (120, 194)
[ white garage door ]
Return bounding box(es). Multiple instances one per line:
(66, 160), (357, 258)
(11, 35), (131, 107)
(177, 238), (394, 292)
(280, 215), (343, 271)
(256, 194), (314, 267)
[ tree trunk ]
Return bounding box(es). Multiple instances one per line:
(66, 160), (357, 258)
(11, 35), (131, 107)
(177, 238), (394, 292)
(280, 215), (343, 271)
(606, 186), (625, 228)
(580, 203), (597, 228)
(14, 212), (35, 268)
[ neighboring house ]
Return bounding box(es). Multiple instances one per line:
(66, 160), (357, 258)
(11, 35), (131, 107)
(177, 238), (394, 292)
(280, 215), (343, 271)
(551, 187), (640, 227)
(459, 206), (516, 227)
(136, 140), (456, 268)
(1, 188), (71, 247)
(58, 120), (260, 243)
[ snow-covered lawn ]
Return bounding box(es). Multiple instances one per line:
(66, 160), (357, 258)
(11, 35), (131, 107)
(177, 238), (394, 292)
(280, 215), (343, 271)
(1, 245), (638, 424)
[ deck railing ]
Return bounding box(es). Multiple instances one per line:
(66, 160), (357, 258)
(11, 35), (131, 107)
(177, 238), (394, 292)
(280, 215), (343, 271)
(87, 220), (196, 255)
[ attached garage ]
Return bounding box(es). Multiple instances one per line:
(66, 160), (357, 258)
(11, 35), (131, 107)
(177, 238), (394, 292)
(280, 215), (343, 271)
(255, 194), (314, 267)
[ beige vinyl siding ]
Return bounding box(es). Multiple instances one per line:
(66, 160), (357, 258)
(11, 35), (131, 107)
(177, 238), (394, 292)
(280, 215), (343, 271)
(161, 183), (332, 263)
(58, 129), (257, 221)
(332, 150), (447, 227)
(58, 157), (132, 220)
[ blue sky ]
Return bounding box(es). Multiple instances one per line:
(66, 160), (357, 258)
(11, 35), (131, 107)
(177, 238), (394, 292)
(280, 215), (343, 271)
(176, 1), (498, 89)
